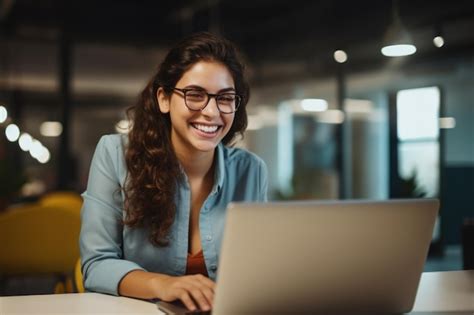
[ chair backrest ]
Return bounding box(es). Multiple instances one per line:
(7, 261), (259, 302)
(74, 258), (85, 293)
(0, 203), (81, 275)
(39, 191), (83, 212)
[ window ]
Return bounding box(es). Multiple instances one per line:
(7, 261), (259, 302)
(396, 87), (440, 197)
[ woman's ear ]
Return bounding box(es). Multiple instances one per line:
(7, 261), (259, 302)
(157, 87), (170, 113)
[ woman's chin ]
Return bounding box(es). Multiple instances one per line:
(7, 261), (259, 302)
(190, 139), (220, 153)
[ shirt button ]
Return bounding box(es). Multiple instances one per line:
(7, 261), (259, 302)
(206, 235), (212, 241)
(210, 265), (218, 272)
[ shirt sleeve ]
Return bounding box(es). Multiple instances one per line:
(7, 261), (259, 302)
(79, 135), (145, 296)
(258, 158), (269, 202)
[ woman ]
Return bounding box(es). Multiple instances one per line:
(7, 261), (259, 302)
(79, 32), (268, 312)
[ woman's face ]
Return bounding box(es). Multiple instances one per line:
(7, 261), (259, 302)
(158, 61), (236, 156)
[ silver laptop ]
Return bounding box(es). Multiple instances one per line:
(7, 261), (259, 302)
(157, 199), (439, 314)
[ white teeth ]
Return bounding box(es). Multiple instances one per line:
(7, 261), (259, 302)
(193, 124), (219, 133)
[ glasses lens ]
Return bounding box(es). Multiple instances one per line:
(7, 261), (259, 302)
(217, 94), (239, 113)
(185, 90), (207, 110)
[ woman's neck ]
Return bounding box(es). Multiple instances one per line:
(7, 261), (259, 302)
(174, 145), (215, 180)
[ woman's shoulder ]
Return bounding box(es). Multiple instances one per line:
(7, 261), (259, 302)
(96, 134), (128, 152)
(220, 145), (266, 168)
(93, 134), (128, 168)
(93, 134), (128, 181)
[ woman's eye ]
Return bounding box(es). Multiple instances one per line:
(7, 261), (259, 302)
(187, 91), (205, 99)
(219, 95), (236, 102)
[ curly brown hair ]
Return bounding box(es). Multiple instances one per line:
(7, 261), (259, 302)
(124, 32), (250, 246)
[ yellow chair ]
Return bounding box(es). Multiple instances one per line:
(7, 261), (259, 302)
(74, 258), (85, 293)
(56, 258), (84, 294)
(0, 203), (81, 294)
(39, 191), (83, 212)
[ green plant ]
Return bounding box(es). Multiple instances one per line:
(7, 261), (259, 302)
(397, 170), (426, 198)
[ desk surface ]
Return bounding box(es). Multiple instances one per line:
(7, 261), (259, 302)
(412, 270), (473, 312)
(1, 270), (472, 314)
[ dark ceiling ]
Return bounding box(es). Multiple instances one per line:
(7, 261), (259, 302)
(2, 0), (474, 81)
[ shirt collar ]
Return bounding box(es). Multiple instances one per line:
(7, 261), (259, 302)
(212, 143), (225, 195)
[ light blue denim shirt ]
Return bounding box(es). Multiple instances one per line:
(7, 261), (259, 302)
(79, 134), (268, 296)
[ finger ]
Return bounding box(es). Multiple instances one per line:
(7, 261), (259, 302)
(200, 286), (215, 306)
(179, 291), (197, 312)
(189, 288), (211, 311)
(195, 275), (216, 290)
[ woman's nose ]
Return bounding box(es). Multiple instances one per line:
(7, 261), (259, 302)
(201, 97), (220, 116)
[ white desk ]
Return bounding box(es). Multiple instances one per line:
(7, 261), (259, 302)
(0, 292), (161, 314)
(1, 271), (472, 314)
(412, 270), (473, 312)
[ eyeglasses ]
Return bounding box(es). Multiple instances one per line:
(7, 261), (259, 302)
(172, 87), (241, 114)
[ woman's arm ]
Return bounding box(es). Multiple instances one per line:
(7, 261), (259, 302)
(80, 135), (146, 295)
(80, 136), (214, 311)
(119, 270), (215, 311)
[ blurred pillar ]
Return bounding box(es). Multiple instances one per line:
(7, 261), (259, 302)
(57, 5), (74, 190)
(336, 64), (347, 199)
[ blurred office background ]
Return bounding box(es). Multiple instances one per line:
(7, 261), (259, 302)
(0, 0), (473, 294)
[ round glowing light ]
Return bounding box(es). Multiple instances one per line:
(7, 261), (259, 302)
(19, 133), (33, 151)
(433, 36), (445, 48)
(333, 50), (348, 63)
(381, 44), (417, 57)
(37, 147), (51, 164)
(5, 124), (20, 142)
(115, 119), (132, 134)
(29, 139), (44, 159)
(0, 106), (7, 123)
(40, 121), (63, 137)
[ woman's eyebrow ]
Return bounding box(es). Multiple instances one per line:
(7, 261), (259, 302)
(183, 85), (236, 93)
(218, 87), (236, 93)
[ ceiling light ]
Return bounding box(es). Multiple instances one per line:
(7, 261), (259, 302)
(381, 1), (416, 57)
(29, 139), (44, 159)
(5, 123), (20, 142)
(381, 44), (416, 57)
(40, 121), (63, 137)
(333, 50), (348, 63)
(433, 35), (444, 48)
(115, 119), (132, 134)
(433, 25), (445, 48)
(301, 99), (328, 112)
(316, 110), (345, 124)
(37, 147), (51, 164)
(19, 133), (33, 151)
(0, 106), (7, 123)
(439, 117), (455, 129)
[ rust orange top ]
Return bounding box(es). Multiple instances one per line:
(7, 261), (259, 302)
(185, 250), (208, 277)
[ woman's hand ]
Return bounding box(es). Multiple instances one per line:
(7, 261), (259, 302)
(118, 270), (215, 311)
(153, 274), (215, 311)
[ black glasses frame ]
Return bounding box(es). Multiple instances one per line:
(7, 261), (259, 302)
(171, 87), (241, 114)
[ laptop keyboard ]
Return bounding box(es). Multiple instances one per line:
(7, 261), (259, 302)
(184, 311), (211, 315)
(156, 300), (212, 315)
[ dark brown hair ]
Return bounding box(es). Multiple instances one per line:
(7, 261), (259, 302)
(124, 32), (249, 246)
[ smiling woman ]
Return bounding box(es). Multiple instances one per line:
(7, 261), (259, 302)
(79, 32), (268, 312)
(157, 61), (237, 154)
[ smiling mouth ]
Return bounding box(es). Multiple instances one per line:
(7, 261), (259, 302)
(191, 123), (222, 134)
